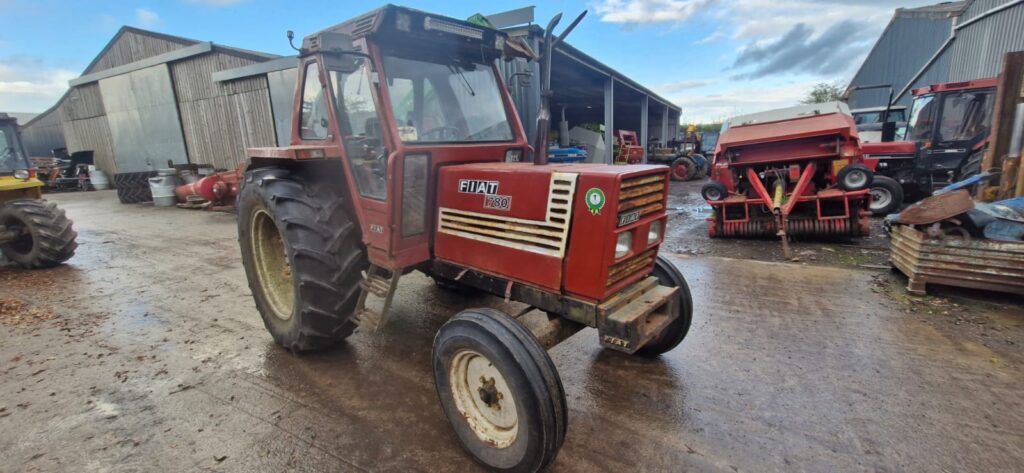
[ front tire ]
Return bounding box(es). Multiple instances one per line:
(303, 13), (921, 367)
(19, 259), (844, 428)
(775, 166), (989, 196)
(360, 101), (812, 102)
(433, 308), (566, 473)
(868, 175), (903, 216)
(237, 166), (367, 352)
(635, 255), (693, 357)
(0, 199), (77, 268)
(837, 164), (873, 191)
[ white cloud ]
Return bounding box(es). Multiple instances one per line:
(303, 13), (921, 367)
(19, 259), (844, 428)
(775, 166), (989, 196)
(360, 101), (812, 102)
(0, 57), (77, 113)
(135, 8), (160, 27)
(696, 31), (723, 45)
(653, 79), (717, 94)
(185, 0), (246, 6)
(593, 0), (714, 25)
(668, 81), (818, 123)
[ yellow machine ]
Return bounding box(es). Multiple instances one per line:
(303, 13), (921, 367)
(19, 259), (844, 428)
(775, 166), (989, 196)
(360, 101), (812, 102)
(0, 113), (76, 268)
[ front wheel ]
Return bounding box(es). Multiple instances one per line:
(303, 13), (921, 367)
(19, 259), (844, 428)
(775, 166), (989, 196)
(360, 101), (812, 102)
(0, 199), (77, 269)
(636, 255), (693, 357)
(433, 308), (566, 472)
(869, 175), (904, 216)
(237, 166), (368, 352)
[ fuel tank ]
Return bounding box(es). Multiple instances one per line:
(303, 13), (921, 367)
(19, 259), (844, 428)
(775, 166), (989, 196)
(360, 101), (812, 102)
(434, 162), (669, 301)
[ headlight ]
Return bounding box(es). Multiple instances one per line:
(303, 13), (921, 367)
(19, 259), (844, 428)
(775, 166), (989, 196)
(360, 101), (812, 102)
(615, 232), (632, 258)
(14, 169), (30, 179)
(647, 220), (662, 244)
(505, 149), (522, 162)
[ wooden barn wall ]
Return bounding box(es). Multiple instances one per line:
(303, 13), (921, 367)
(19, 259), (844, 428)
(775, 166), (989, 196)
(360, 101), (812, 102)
(57, 83), (117, 173)
(62, 116), (116, 174)
(87, 31), (191, 74)
(171, 52), (277, 170)
(20, 108), (66, 157)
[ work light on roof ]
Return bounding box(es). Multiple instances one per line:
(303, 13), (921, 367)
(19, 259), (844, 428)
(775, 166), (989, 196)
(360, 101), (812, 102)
(424, 17), (483, 39)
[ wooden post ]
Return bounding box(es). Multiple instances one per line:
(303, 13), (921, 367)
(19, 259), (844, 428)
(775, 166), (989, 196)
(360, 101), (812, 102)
(985, 51), (1024, 200)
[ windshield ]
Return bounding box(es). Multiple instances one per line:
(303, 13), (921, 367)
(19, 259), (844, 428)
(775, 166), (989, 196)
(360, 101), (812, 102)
(905, 95), (936, 142)
(382, 54), (513, 144)
(0, 125), (30, 174)
(937, 91), (993, 142)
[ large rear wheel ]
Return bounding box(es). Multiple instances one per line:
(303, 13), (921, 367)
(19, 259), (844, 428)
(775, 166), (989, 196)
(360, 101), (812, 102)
(0, 199), (77, 269)
(237, 166), (367, 352)
(433, 308), (566, 473)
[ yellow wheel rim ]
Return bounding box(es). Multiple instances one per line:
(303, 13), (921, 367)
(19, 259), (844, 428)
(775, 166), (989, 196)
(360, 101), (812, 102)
(250, 209), (294, 321)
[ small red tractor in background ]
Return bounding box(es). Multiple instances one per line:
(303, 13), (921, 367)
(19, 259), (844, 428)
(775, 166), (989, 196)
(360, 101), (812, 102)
(234, 6), (692, 472)
(701, 102), (874, 257)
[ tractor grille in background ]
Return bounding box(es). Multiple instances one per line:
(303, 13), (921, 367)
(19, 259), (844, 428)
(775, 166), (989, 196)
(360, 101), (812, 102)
(438, 172), (578, 257)
(617, 174), (666, 225)
(607, 249), (657, 287)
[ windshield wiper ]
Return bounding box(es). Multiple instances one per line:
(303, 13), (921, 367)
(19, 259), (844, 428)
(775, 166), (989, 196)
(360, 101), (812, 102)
(448, 64), (475, 97)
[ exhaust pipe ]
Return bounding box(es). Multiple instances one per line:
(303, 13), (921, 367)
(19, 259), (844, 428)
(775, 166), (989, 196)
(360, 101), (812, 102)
(532, 10), (587, 166)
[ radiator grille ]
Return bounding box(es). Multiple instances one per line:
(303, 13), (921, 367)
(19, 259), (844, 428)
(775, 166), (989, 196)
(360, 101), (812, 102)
(607, 249), (657, 287)
(617, 174), (666, 225)
(438, 172), (577, 257)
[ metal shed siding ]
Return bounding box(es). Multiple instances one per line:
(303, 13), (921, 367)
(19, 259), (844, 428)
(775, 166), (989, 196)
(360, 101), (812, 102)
(20, 110), (65, 157)
(948, 1), (1024, 81)
(848, 14), (955, 109)
(87, 30), (192, 74)
(57, 83), (118, 173)
(171, 53), (277, 170)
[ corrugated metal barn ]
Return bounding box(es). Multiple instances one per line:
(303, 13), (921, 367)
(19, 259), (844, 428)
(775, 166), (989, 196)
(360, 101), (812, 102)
(21, 27), (280, 174)
(848, 0), (1024, 110)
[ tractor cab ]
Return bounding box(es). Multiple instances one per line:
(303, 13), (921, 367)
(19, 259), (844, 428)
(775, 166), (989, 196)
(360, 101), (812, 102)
(0, 115), (32, 180)
(249, 7), (532, 268)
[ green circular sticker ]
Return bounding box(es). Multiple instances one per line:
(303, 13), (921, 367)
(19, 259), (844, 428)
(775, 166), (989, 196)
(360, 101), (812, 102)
(585, 188), (605, 215)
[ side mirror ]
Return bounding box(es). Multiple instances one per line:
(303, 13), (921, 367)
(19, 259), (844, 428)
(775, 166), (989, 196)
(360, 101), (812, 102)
(881, 121), (897, 142)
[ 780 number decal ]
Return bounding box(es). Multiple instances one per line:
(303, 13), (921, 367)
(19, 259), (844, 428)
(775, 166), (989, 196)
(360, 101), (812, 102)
(483, 194), (512, 211)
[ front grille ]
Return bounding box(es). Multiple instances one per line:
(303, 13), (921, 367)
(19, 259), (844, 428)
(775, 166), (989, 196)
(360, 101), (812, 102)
(617, 174), (666, 225)
(438, 172), (577, 258)
(606, 249), (656, 287)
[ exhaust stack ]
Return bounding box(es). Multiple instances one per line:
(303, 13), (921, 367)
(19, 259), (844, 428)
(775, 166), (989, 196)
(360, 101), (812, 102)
(533, 10), (587, 165)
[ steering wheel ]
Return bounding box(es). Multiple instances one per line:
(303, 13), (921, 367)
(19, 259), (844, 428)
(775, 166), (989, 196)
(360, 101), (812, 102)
(0, 147), (14, 169)
(419, 126), (462, 142)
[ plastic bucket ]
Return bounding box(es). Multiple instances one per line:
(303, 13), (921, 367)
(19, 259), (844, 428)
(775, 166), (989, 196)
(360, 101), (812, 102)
(89, 167), (111, 190)
(149, 170), (180, 207)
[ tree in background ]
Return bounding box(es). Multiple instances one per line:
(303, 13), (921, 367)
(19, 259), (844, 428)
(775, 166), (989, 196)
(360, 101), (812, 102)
(801, 82), (845, 104)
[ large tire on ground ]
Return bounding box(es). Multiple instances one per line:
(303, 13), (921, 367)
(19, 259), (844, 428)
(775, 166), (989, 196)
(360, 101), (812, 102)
(237, 166), (367, 352)
(635, 255), (693, 357)
(114, 171), (156, 204)
(0, 199), (77, 269)
(690, 154), (709, 177)
(868, 175), (904, 216)
(670, 157), (695, 181)
(433, 308), (566, 473)
(837, 164), (873, 191)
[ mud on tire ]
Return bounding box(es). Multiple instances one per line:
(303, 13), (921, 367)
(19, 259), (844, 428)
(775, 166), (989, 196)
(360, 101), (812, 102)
(237, 165), (368, 352)
(0, 199), (77, 268)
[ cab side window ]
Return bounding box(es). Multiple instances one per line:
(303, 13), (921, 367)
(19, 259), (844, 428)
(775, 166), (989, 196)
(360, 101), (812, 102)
(299, 62), (330, 140)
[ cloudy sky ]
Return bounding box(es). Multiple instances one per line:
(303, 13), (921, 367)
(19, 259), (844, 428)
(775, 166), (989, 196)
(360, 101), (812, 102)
(1, 0), (938, 123)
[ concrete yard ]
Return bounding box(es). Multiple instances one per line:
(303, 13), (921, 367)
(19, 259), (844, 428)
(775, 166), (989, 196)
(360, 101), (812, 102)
(1, 187), (1022, 472)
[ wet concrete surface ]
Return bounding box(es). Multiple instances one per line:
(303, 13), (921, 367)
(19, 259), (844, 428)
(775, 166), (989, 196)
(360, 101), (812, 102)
(1, 188), (1022, 472)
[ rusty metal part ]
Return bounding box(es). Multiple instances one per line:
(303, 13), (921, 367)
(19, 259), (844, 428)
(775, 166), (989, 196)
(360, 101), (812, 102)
(896, 190), (975, 225)
(890, 224), (1024, 295)
(595, 276), (678, 354)
(718, 215), (869, 238)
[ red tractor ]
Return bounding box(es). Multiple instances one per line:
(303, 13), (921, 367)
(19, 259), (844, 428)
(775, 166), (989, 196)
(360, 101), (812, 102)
(236, 6), (692, 471)
(861, 78), (998, 215)
(701, 102), (873, 257)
